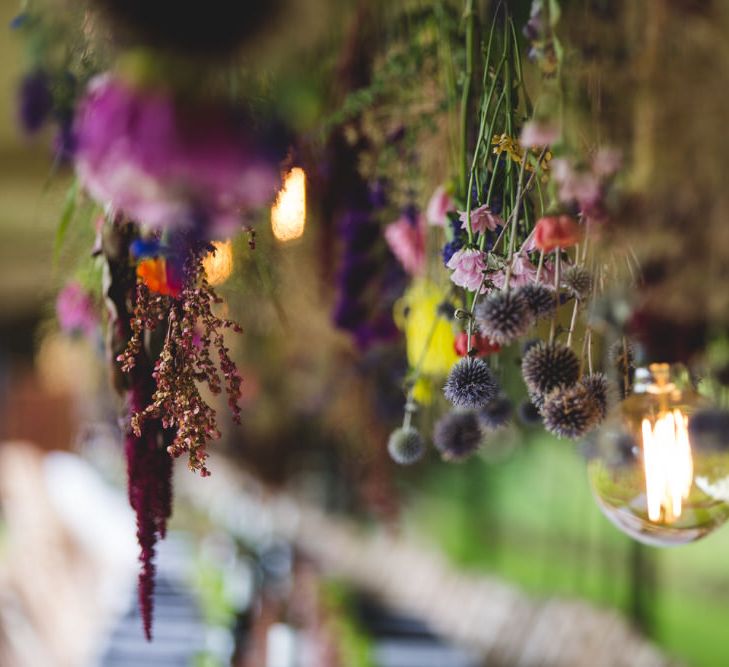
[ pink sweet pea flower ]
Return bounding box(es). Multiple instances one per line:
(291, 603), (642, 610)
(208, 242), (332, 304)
(384, 213), (426, 276)
(492, 254), (556, 289)
(458, 204), (504, 234)
(56, 282), (98, 337)
(426, 185), (454, 227)
(446, 247), (487, 292)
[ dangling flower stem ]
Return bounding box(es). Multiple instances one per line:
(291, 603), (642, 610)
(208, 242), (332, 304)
(402, 390), (417, 430)
(466, 275), (488, 351)
(566, 296), (579, 348)
(534, 249), (545, 284)
(549, 246), (561, 344)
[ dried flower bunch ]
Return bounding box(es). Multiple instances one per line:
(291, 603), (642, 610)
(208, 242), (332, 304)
(118, 244), (243, 476)
(378, 1), (625, 463)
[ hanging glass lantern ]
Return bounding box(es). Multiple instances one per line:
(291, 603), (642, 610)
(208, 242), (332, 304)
(587, 363), (729, 546)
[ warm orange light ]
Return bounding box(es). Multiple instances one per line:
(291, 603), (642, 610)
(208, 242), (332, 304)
(203, 240), (234, 286)
(271, 167), (306, 242)
(642, 409), (693, 523)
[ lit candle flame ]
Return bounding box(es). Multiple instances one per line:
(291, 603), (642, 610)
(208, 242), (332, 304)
(642, 409), (693, 523)
(271, 167), (306, 242)
(203, 240), (234, 286)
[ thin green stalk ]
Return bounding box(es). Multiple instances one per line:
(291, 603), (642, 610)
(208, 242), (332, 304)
(459, 0), (476, 201)
(509, 16), (533, 116)
(501, 145), (530, 291)
(464, 24), (507, 242)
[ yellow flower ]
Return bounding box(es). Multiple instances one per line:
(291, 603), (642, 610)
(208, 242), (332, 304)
(491, 133), (554, 178)
(492, 133), (523, 163)
(412, 376), (434, 404)
(394, 279), (459, 378)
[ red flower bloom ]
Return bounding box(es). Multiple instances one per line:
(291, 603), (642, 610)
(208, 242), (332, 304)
(534, 215), (582, 252)
(454, 331), (501, 357)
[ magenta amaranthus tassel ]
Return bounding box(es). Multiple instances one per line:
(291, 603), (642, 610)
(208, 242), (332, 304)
(125, 372), (173, 641)
(103, 222), (244, 639)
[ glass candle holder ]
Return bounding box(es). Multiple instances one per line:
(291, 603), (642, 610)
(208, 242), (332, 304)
(587, 363), (729, 546)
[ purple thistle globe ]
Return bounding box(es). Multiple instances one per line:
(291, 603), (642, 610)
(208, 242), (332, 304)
(387, 426), (426, 465)
(475, 290), (532, 346)
(580, 373), (611, 421)
(542, 384), (599, 439)
(443, 357), (498, 409)
(433, 411), (484, 462)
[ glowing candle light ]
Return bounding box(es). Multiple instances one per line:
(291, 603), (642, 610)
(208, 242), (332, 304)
(271, 167), (306, 242)
(203, 240), (234, 285)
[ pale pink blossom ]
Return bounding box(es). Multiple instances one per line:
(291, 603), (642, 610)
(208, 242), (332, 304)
(384, 213), (426, 275)
(491, 254), (556, 289)
(519, 120), (560, 147)
(592, 147), (622, 177)
(551, 158), (601, 210)
(425, 185), (454, 227)
(447, 247), (487, 292)
(56, 282), (98, 337)
(458, 204), (504, 234)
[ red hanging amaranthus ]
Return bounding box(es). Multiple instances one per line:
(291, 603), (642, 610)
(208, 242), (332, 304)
(104, 224), (244, 638)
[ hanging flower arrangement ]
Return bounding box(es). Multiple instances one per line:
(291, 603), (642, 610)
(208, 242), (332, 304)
(11, 3), (293, 639)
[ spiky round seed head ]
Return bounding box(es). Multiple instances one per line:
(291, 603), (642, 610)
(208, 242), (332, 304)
(608, 339), (635, 376)
(517, 400), (543, 426)
(433, 411), (484, 462)
(563, 266), (593, 299)
(521, 341), (580, 396)
(477, 395), (513, 430)
(475, 290), (532, 346)
(444, 357), (498, 409)
(387, 426), (426, 465)
(541, 384), (599, 439)
(528, 388), (546, 410)
(580, 373), (610, 421)
(516, 283), (556, 321)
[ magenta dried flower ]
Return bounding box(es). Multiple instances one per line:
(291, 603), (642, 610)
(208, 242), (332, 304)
(74, 74), (279, 237)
